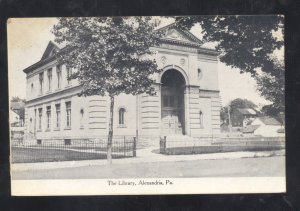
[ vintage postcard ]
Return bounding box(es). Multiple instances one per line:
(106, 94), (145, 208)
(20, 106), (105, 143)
(8, 16), (285, 195)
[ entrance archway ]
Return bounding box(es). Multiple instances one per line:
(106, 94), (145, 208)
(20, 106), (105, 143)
(161, 69), (186, 135)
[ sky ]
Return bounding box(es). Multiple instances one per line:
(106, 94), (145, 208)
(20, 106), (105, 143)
(7, 17), (277, 107)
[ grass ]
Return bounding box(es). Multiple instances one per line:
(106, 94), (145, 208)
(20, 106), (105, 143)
(11, 147), (133, 163)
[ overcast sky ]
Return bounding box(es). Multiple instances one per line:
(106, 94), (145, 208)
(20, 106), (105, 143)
(7, 17), (277, 107)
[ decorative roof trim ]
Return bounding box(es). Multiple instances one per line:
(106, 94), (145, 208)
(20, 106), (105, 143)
(23, 55), (57, 74)
(161, 38), (202, 48)
(23, 24), (218, 74)
(197, 48), (220, 56)
(23, 45), (69, 74)
(157, 23), (203, 45)
(41, 41), (61, 60)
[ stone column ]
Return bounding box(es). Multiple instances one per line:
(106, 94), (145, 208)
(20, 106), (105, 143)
(184, 85), (190, 136)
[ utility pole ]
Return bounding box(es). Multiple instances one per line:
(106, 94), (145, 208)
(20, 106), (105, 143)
(227, 105), (232, 133)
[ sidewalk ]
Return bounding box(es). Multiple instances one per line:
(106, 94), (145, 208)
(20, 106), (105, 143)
(11, 148), (285, 172)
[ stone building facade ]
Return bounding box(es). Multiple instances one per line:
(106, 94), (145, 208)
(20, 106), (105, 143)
(23, 24), (221, 142)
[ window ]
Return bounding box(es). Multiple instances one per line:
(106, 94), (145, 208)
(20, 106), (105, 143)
(177, 95), (183, 108)
(163, 96), (168, 107)
(31, 83), (34, 93)
(38, 108), (42, 130)
(30, 118), (32, 132)
(199, 110), (203, 128)
(198, 68), (202, 80)
(47, 68), (52, 92)
(162, 96), (176, 108)
(66, 66), (72, 86)
(56, 65), (62, 89)
(46, 106), (51, 130)
(34, 109), (36, 132)
(55, 104), (61, 129)
(119, 108), (125, 125)
(39, 72), (44, 94)
(66, 101), (71, 128)
(80, 108), (84, 128)
(64, 139), (71, 145)
(169, 96), (174, 107)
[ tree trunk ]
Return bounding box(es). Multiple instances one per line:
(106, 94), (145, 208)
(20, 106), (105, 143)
(107, 95), (114, 165)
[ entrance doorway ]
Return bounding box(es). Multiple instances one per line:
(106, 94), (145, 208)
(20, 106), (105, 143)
(161, 69), (186, 135)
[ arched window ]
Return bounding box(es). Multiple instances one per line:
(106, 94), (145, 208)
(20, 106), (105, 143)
(119, 108), (125, 125)
(80, 108), (84, 128)
(198, 68), (202, 80)
(199, 110), (204, 128)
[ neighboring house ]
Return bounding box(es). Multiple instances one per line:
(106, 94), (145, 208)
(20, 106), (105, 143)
(243, 116), (284, 137)
(10, 109), (21, 127)
(242, 125), (260, 137)
(23, 24), (221, 143)
(10, 126), (25, 141)
(277, 128), (285, 137)
(231, 108), (257, 127)
(10, 108), (25, 141)
(10, 101), (25, 126)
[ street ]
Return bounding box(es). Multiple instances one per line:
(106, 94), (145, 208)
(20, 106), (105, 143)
(12, 156), (285, 179)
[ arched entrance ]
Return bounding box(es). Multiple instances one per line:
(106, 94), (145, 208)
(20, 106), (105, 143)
(161, 69), (186, 135)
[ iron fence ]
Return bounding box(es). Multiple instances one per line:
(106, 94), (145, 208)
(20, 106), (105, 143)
(159, 136), (285, 155)
(11, 137), (136, 163)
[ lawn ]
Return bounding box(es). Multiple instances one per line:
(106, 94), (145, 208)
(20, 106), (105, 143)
(11, 147), (133, 163)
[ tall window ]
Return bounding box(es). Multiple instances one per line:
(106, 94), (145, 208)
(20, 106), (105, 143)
(198, 68), (202, 80)
(56, 65), (62, 89)
(46, 106), (51, 130)
(199, 110), (203, 127)
(80, 108), (84, 128)
(66, 102), (71, 128)
(66, 66), (72, 86)
(38, 108), (42, 130)
(162, 96), (175, 108)
(39, 72), (44, 94)
(34, 109), (36, 132)
(55, 104), (61, 129)
(119, 108), (125, 125)
(30, 118), (32, 132)
(47, 68), (52, 92)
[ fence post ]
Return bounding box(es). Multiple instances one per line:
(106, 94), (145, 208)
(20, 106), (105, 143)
(164, 136), (167, 152)
(160, 136), (167, 154)
(124, 136), (126, 157)
(133, 137), (136, 157)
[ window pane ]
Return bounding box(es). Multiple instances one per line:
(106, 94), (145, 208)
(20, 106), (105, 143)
(56, 104), (60, 128)
(163, 96), (168, 107)
(169, 96), (174, 107)
(119, 108), (125, 125)
(66, 102), (71, 127)
(38, 108), (42, 130)
(67, 67), (72, 85)
(56, 65), (61, 89)
(46, 106), (51, 129)
(47, 69), (52, 91)
(178, 95), (182, 107)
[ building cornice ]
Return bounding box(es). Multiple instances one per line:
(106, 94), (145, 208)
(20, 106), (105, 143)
(199, 89), (220, 93)
(22, 24), (218, 74)
(23, 56), (57, 74)
(25, 85), (82, 107)
(23, 46), (69, 74)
